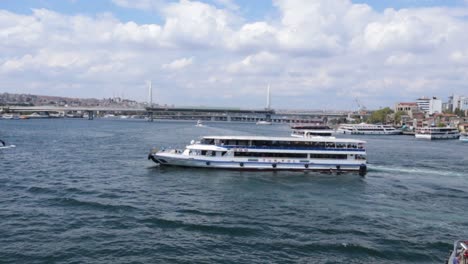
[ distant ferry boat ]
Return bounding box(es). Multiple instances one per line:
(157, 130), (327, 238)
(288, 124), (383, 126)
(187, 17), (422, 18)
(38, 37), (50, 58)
(256, 120), (272, 125)
(1, 114), (19, 120)
(415, 127), (460, 140)
(337, 123), (402, 135)
(291, 124), (335, 137)
(148, 135), (367, 175)
(460, 133), (468, 142)
(195, 120), (204, 127)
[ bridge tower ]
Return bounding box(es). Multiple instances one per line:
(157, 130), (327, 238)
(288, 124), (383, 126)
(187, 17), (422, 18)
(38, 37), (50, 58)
(265, 84), (272, 122)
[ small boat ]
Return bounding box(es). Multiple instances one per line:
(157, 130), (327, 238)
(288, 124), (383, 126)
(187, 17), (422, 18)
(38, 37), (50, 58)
(148, 135), (367, 175)
(1, 114), (20, 120)
(460, 133), (468, 142)
(446, 240), (468, 264)
(415, 127), (460, 140)
(195, 120), (205, 127)
(103, 114), (115, 118)
(28, 112), (49, 119)
(0, 139), (15, 149)
(256, 120), (272, 125)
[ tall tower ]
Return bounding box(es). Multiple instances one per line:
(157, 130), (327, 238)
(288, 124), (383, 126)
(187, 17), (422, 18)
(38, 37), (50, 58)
(266, 84), (271, 110)
(148, 81), (153, 107)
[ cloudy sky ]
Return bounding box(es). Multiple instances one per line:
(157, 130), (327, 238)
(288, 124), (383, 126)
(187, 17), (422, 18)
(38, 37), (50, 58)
(1, 0), (468, 110)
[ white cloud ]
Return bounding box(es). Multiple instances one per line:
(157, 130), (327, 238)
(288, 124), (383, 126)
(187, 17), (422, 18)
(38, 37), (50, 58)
(160, 0), (235, 48)
(385, 52), (416, 66)
(227, 51), (278, 74)
(2, 1), (468, 108)
(162, 57), (194, 70)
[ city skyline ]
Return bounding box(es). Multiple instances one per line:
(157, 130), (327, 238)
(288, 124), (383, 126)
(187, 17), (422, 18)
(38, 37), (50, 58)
(2, 0), (468, 110)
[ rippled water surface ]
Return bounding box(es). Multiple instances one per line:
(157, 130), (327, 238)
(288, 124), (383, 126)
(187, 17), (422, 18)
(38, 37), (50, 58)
(1, 119), (467, 263)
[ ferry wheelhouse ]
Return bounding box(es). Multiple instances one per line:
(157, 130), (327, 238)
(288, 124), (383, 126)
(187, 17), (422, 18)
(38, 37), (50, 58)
(337, 123), (402, 135)
(415, 127), (460, 140)
(148, 136), (367, 175)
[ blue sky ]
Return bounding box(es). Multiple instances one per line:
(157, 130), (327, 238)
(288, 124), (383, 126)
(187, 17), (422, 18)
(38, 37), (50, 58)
(2, 0), (467, 22)
(1, 0), (468, 109)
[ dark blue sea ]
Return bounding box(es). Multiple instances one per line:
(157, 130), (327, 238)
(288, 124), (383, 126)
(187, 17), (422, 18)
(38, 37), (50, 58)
(1, 119), (467, 263)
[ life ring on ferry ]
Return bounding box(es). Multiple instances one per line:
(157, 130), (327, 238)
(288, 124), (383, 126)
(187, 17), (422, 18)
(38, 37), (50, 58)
(240, 162), (244, 167)
(206, 161), (211, 166)
(272, 163), (277, 168)
(304, 164), (309, 169)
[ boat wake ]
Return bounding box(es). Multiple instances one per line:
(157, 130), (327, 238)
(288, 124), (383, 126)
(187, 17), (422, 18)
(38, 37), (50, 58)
(0, 145), (15, 150)
(368, 164), (465, 177)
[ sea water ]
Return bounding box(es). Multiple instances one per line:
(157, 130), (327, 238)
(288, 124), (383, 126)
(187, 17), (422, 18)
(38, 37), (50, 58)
(1, 119), (467, 263)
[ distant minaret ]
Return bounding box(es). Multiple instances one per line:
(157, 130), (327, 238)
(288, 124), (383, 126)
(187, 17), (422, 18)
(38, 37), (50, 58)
(266, 84), (271, 110)
(148, 81), (153, 107)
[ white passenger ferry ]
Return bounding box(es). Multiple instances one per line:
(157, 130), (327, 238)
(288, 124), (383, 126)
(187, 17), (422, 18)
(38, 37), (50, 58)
(415, 127), (460, 140)
(337, 123), (402, 135)
(148, 136), (367, 175)
(291, 124), (335, 137)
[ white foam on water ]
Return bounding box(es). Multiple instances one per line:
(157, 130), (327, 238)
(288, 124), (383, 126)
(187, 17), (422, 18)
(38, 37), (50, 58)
(368, 164), (465, 178)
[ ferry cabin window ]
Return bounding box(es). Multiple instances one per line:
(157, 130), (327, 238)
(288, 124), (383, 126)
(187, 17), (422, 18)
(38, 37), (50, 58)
(202, 139), (215, 145)
(355, 154), (366, 160)
(234, 152), (308, 158)
(309, 154), (347, 159)
(200, 150), (217, 156)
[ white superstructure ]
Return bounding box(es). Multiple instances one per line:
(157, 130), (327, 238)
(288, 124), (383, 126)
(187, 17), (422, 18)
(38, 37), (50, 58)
(291, 125), (335, 137)
(337, 123), (401, 135)
(415, 127), (460, 140)
(460, 133), (468, 142)
(148, 135), (367, 175)
(256, 120), (272, 125)
(195, 120), (204, 127)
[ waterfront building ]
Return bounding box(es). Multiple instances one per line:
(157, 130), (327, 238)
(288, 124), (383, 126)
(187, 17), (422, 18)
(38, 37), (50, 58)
(461, 97), (468, 111)
(447, 94), (468, 111)
(432, 113), (459, 127)
(395, 102), (418, 114)
(416, 97), (442, 115)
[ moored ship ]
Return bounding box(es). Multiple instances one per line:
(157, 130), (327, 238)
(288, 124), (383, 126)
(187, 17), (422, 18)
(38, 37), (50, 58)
(148, 135), (367, 175)
(291, 124), (335, 137)
(415, 127), (460, 140)
(337, 123), (402, 135)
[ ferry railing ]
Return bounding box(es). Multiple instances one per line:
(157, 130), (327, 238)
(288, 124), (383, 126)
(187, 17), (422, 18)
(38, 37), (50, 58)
(209, 145), (366, 152)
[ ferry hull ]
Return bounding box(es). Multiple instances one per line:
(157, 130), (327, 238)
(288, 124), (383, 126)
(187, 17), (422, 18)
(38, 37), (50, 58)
(149, 153), (367, 175)
(415, 134), (460, 140)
